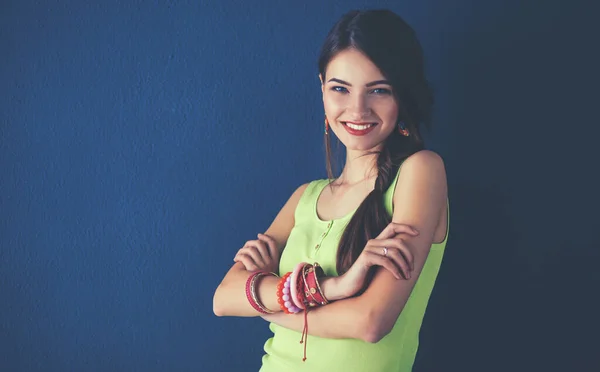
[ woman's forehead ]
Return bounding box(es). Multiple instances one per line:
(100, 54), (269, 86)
(325, 49), (386, 83)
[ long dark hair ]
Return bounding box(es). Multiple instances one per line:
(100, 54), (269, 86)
(318, 10), (434, 275)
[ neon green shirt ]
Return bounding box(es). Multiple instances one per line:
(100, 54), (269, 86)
(260, 168), (449, 371)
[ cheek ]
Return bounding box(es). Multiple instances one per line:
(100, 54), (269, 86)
(323, 92), (347, 113)
(388, 106), (400, 122)
(371, 99), (399, 121)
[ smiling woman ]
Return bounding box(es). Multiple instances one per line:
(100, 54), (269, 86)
(321, 50), (400, 149)
(213, 9), (448, 372)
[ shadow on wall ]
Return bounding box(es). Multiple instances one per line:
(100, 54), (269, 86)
(416, 183), (599, 371)
(414, 184), (529, 372)
(413, 1), (599, 370)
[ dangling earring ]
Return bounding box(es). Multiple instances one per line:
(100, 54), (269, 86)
(398, 121), (410, 136)
(325, 116), (329, 135)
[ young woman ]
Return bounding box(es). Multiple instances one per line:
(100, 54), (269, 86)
(213, 9), (449, 371)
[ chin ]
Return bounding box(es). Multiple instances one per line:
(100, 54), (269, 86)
(334, 127), (394, 153)
(341, 139), (383, 152)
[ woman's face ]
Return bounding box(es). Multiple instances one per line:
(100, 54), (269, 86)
(321, 48), (399, 152)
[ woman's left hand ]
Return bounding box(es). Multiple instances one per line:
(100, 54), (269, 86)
(233, 233), (280, 273)
(333, 222), (418, 298)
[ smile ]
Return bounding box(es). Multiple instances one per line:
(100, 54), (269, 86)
(342, 121), (378, 136)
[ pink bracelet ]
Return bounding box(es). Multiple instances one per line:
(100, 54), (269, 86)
(283, 275), (301, 313)
(290, 262), (306, 309)
(245, 271), (276, 314)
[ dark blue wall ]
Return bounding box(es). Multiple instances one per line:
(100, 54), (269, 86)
(2, 1), (597, 371)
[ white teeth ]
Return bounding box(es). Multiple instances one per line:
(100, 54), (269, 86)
(346, 123), (374, 130)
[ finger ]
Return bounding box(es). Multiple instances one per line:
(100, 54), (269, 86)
(385, 249), (412, 279)
(366, 247), (410, 279)
(237, 254), (259, 271)
(233, 248), (245, 262)
(233, 251), (250, 263)
(257, 233), (278, 260)
(376, 222), (419, 240)
(239, 245), (266, 268)
(248, 239), (271, 263)
(234, 246), (248, 258)
(375, 238), (415, 271)
(365, 252), (403, 280)
(378, 222), (420, 239)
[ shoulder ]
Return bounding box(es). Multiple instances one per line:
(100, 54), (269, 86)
(393, 150), (447, 203)
(287, 179), (325, 206)
(402, 149), (445, 172)
(290, 182), (311, 200)
(263, 181), (313, 250)
(398, 150), (446, 185)
(296, 178), (332, 194)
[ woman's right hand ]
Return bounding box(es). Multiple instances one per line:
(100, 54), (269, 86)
(335, 222), (419, 298)
(233, 233), (280, 274)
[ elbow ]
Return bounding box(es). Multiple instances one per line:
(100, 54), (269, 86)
(212, 286), (227, 317)
(213, 303), (225, 317)
(362, 327), (389, 344)
(360, 312), (393, 344)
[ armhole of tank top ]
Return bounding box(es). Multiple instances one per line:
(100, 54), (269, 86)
(293, 179), (327, 221)
(435, 199), (450, 246)
(386, 161), (405, 213)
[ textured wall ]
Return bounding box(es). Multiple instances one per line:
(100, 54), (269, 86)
(1, 0), (597, 371)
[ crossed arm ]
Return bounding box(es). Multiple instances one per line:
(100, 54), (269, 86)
(213, 150), (447, 343)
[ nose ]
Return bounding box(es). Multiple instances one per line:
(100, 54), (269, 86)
(348, 95), (371, 119)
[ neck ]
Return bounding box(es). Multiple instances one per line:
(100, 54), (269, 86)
(336, 148), (380, 185)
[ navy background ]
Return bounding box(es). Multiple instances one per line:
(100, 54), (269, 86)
(1, 0), (598, 371)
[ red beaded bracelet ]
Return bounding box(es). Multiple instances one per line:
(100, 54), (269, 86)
(277, 272), (292, 314)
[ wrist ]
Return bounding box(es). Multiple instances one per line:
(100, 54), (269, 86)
(320, 276), (346, 301)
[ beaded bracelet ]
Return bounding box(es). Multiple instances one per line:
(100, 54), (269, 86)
(276, 273), (291, 313)
(283, 275), (301, 313)
(245, 271), (277, 314)
(278, 261), (332, 362)
(276, 272), (302, 314)
(297, 262), (320, 362)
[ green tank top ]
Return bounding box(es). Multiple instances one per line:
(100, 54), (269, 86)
(260, 167), (449, 372)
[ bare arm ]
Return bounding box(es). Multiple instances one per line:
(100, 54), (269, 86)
(212, 183), (309, 317)
(263, 150), (448, 341)
(261, 294), (373, 339)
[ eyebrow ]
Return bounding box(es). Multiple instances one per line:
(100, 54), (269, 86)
(327, 78), (391, 87)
